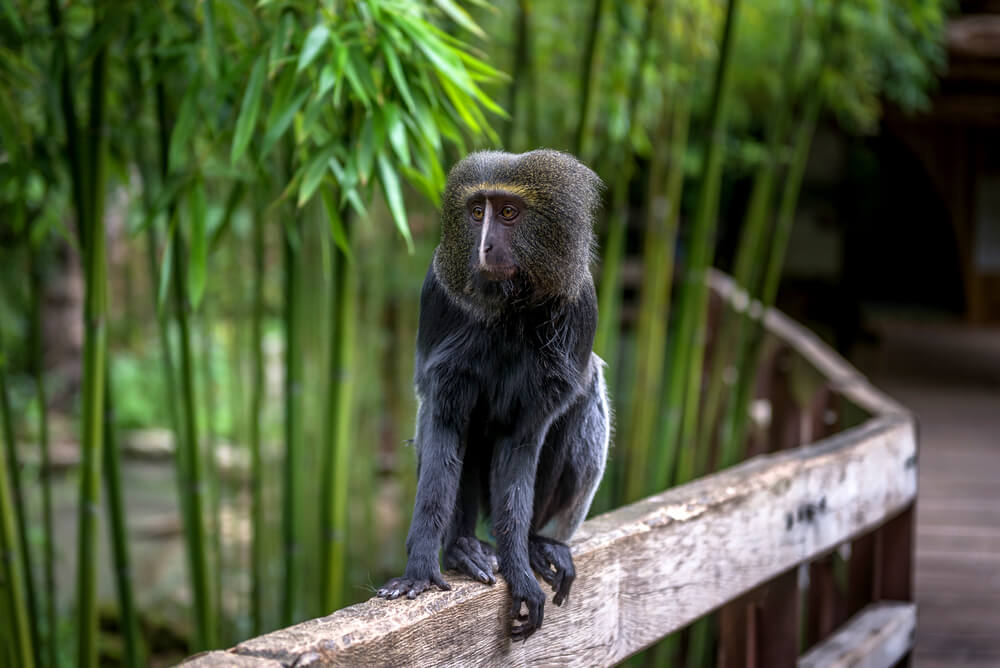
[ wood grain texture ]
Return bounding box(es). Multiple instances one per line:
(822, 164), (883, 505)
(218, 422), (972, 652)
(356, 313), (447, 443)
(188, 415), (916, 667)
(798, 602), (916, 668)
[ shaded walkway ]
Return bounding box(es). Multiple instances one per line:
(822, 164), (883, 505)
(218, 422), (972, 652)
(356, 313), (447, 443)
(860, 320), (1000, 667)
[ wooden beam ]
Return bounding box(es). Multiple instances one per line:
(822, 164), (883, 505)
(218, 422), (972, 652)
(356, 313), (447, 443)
(798, 602), (916, 668)
(183, 414), (916, 667)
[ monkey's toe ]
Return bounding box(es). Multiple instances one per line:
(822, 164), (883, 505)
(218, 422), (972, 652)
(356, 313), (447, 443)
(376, 573), (449, 600)
(508, 579), (545, 641)
(528, 535), (576, 606)
(444, 536), (498, 585)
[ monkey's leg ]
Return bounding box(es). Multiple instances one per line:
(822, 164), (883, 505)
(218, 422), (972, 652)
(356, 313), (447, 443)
(443, 453), (498, 584)
(377, 396), (470, 600)
(491, 435), (546, 640)
(540, 355), (610, 542)
(529, 356), (610, 605)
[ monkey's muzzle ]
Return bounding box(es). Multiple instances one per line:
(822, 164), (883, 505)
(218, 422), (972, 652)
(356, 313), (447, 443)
(479, 263), (517, 281)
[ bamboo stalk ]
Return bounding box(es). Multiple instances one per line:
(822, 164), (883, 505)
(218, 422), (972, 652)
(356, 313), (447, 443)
(101, 369), (144, 667)
(171, 220), (217, 650)
(199, 302), (225, 641)
(75, 22), (109, 666)
(0, 359), (34, 668)
(281, 216), (304, 625)
(149, 42), (217, 650)
(321, 210), (355, 613)
(622, 5), (696, 504)
(504, 0), (534, 149)
(0, 331), (40, 667)
(249, 202), (266, 635)
(46, 0), (86, 245)
(720, 93), (823, 465)
(593, 0), (659, 364)
(29, 249), (58, 668)
(622, 105), (692, 500)
(573, 0), (608, 159)
(652, 0), (741, 490)
(695, 8), (805, 475)
(719, 1), (838, 467)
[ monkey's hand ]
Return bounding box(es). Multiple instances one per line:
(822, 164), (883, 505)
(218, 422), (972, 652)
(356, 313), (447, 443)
(508, 571), (545, 640)
(376, 559), (450, 600)
(529, 535), (576, 606)
(444, 536), (499, 585)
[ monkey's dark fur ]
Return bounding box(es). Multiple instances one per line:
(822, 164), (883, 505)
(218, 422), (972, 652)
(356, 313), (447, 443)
(377, 149), (610, 640)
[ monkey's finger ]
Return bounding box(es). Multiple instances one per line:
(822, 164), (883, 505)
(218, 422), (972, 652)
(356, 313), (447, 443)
(551, 568), (565, 595)
(554, 575), (574, 607)
(510, 599), (522, 619)
(455, 552), (493, 584)
(529, 553), (555, 585)
(430, 572), (451, 591)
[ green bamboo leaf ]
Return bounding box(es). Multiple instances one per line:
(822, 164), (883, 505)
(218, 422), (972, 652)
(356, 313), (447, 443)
(381, 42), (417, 115)
(438, 76), (480, 132)
(317, 63), (338, 98)
(202, 0), (220, 79)
(231, 55), (267, 164)
(261, 89), (309, 157)
(157, 214), (178, 312)
(319, 187), (352, 259)
(400, 164), (439, 207)
(408, 98), (441, 151)
(357, 115), (376, 186)
(169, 73), (202, 172)
(383, 103), (411, 166)
(376, 151), (414, 252)
(341, 50), (371, 108)
(189, 179), (208, 310)
(298, 144), (337, 207)
(297, 24), (331, 73)
(433, 0), (486, 38)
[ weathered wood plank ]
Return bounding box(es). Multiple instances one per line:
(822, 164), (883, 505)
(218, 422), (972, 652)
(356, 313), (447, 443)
(798, 602), (916, 668)
(216, 415), (916, 667)
(182, 651), (283, 667)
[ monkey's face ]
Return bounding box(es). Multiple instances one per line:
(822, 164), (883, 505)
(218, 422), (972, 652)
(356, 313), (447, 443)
(436, 150), (603, 308)
(467, 191), (525, 282)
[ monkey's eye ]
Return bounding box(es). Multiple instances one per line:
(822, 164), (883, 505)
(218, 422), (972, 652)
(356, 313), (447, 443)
(471, 205), (485, 221)
(499, 205), (518, 220)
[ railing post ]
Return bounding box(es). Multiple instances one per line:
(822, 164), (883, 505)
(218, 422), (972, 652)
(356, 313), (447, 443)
(876, 504), (916, 667)
(754, 568), (800, 667)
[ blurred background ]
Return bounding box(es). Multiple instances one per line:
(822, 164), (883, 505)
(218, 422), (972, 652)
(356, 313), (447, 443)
(0, 0), (996, 666)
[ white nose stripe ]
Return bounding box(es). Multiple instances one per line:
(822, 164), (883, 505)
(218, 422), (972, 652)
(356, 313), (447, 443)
(478, 199), (493, 266)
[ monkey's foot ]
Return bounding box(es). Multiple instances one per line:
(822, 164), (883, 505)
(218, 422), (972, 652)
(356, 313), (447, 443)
(529, 535), (576, 606)
(444, 536), (498, 585)
(376, 572), (450, 600)
(508, 575), (545, 641)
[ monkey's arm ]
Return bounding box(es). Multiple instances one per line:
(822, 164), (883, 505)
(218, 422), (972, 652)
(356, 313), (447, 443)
(377, 395), (469, 599)
(443, 450), (498, 585)
(491, 431), (548, 640)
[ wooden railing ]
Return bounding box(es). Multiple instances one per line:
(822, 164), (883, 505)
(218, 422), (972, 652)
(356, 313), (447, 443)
(184, 272), (917, 667)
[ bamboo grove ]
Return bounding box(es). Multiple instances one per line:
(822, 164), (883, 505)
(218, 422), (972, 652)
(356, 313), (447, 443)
(0, 0), (946, 665)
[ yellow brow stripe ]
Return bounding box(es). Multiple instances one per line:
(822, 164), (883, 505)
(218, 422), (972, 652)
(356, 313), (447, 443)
(460, 182), (532, 199)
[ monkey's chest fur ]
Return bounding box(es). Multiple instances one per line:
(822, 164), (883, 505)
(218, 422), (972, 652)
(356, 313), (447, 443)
(416, 267), (595, 440)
